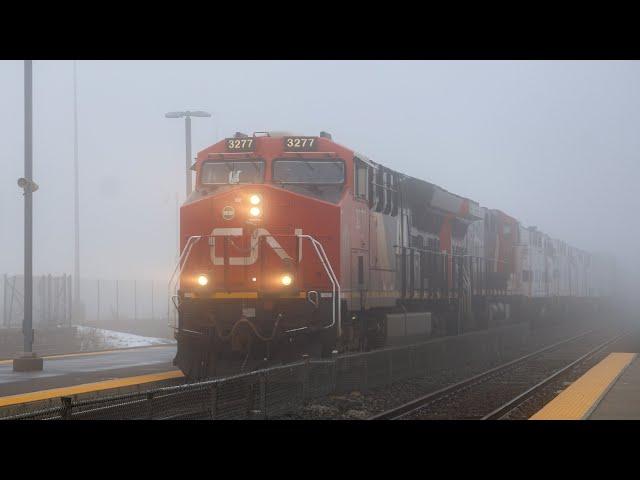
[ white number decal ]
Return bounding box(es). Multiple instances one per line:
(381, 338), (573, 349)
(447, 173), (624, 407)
(285, 137), (316, 149)
(227, 138), (254, 150)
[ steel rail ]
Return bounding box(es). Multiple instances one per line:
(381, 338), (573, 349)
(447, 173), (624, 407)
(368, 328), (605, 420)
(481, 332), (625, 420)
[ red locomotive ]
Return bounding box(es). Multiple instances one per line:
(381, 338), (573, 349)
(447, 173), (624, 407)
(172, 131), (613, 379)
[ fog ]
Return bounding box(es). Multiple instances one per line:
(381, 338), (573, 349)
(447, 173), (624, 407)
(1, 60), (639, 304)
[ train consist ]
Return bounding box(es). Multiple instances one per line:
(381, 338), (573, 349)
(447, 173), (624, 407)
(172, 131), (615, 378)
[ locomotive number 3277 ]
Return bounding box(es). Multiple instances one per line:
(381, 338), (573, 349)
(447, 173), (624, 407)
(226, 138), (255, 151)
(284, 137), (316, 150)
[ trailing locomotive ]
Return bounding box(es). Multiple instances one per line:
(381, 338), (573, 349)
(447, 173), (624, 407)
(172, 131), (615, 379)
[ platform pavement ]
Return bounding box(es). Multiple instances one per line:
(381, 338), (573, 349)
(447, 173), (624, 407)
(589, 354), (640, 419)
(531, 329), (640, 420)
(0, 345), (178, 398)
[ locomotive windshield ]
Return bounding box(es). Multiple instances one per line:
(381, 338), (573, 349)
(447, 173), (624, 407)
(272, 160), (344, 184)
(201, 160), (264, 185)
(272, 159), (344, 203)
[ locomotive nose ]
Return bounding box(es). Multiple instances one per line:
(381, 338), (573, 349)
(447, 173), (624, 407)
(181, 183), (339, 297)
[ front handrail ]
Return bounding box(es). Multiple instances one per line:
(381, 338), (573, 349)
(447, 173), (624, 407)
(167, 235), (202, 328)
(304, 234), (341, 337)
(286, 234), (341, 338)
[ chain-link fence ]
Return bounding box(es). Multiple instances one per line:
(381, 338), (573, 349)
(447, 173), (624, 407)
(1, 322), (529, 420)
(2, 274), (72, 327)
(1, 275), (174, 340)
(0, 274), (175, 357)
(80, 278), (172, 338)
(79, 278), (167, 325)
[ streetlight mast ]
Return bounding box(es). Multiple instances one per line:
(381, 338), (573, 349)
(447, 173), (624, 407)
(24, 60), (33, 354)
(73, 60), (81, 323)
(185, 115), (192, 196)
(165, 110), (211, 199)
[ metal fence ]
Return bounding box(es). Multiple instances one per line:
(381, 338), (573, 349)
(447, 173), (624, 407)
(2, 274), (72, 327)
(1, 323), (529, 420)
(1, 275), (172, 330)
(79, 278), (173, 338)
(81, 278), (168, 324)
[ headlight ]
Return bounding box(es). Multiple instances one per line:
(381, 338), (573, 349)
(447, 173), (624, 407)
(249, 206), (261, 217)
(280, 274), (293, 286)
(249, 194), (261, 205)
(197, 274), (209, 286)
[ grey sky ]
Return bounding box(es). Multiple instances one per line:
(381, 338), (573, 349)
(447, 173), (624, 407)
(0, 60), (638, 285)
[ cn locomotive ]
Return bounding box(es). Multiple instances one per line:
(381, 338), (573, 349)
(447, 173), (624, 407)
(172, 131), (615, 379)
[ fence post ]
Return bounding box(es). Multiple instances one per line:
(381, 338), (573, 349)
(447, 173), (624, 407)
(39, 274), (48, 325)
(48, 274), (53, 326)
(61, 274), (67, 326)
(245, 377), (256, 419)
(302, 354), (310, 401)
(115, 280), (119, 321)
(52, 275), (58, 326)
(97, 279), (101, 323)
(209, 384), (217, 420)
(61, 396), (73, 420)
(146, 391), (155, 419)
(2, 274), (7, 327)
(259, 373), (267, 419)
(331, 350), (339, 393)
(38, 275), (42, 326)
(362, 354), (369, 393)
(134, 280), (137, 322)
(409, 345), (415, 377)
(67, 275), (72, 326)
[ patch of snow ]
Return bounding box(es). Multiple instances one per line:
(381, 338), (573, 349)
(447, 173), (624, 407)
(75, 325), (175, 350)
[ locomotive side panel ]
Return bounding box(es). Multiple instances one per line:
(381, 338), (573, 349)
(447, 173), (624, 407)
(369, 211), (400, 308)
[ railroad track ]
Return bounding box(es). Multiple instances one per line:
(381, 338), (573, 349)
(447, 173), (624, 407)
(369, 329), (624, 420)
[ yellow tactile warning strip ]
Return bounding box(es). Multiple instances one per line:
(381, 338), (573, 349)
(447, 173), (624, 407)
(530, 352), (637, 420)
(0, 370), (184, 408)
(0, 344), (174, 365)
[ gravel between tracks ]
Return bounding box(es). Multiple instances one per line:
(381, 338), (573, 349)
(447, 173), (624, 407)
(276, 321), (608, 420)
(401, 329), (613, 419)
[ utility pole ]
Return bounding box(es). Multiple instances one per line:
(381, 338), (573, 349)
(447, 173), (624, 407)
(14, 60), (43, 372)
(73, 60), (82, 324)
(23, 60), (33, 353)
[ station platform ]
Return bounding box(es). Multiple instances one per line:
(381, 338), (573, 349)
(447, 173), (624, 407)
(0, 345), (182, 409)
(531, 351), (640, 420)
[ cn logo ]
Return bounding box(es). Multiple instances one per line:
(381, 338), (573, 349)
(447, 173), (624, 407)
(209, 227), (303, 266)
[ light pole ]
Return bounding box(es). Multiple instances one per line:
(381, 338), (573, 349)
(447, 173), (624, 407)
(165, 110), (211, 198)
(14, 60), (43, 372)
(73, 60), (81, 324)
